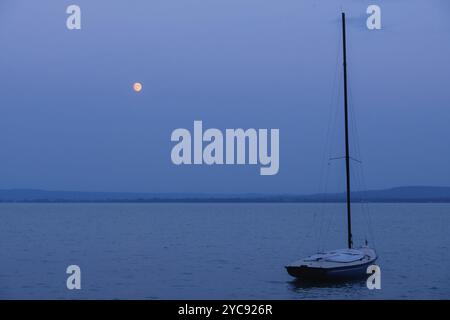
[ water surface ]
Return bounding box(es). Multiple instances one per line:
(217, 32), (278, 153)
(0, 203), (448, 299)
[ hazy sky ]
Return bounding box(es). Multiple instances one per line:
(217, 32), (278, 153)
(0, 0), (449, 194)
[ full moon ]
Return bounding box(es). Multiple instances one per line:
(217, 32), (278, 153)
(133, 82), (143, 92)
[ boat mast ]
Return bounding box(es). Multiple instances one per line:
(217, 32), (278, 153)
(342, 12), (353, 249)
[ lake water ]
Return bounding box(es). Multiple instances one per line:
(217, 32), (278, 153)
(0, 203), (448, 299)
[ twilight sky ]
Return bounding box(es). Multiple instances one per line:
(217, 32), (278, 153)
(0, 0), (449, 194)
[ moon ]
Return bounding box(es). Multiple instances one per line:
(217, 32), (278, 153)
(133, 82), (143, 92)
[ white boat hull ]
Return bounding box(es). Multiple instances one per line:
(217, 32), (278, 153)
(285, 247), (377, 280)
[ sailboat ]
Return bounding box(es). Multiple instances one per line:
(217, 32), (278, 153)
(285, 13), (377, 280)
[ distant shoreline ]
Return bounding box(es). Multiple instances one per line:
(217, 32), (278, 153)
(1, 200), (450, 203)
(1, 186), (450, 203)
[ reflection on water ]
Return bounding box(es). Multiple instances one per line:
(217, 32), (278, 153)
(287, 278), (369, 299)
(289, 277), (365, 290)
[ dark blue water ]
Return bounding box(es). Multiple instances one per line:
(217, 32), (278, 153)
(0, 203), (448, 299)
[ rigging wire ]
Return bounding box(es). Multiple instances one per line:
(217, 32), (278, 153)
(312, 22), (342, 252)
(310, 17), (377, 252)
(348, 83), (377, 247)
